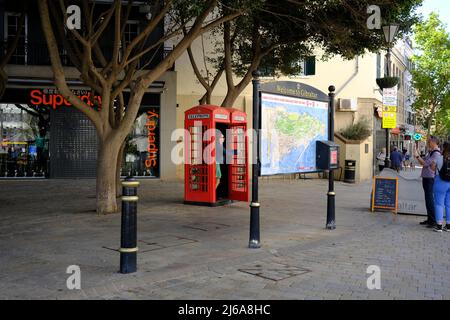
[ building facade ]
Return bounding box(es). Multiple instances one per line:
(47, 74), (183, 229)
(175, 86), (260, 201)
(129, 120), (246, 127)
(174, 33), (417, 182)
(0, 0), (178, 180)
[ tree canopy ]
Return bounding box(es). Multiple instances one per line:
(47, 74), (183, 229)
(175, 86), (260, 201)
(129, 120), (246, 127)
(187, 0), (423, 106)
(411, 12), (450, 135)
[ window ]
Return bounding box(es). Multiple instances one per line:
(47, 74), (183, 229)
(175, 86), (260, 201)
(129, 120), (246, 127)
(123, 20), (140, 47)
(4, 12), (27, 64)
(259, 64), (276, 78)
(260, 56), (316, 78)
(296, 56), (316, 76)
(121, 108), (160, 178)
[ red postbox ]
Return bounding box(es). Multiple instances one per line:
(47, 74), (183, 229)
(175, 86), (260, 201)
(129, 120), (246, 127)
(184, 105), (249, 206)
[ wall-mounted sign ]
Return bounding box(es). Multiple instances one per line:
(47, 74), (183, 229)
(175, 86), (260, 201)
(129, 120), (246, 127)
(30, 89), (102, 109)
(214, 114), (228, 120)
(145, 110), (159, 169)
(187, 114), (209, 120)
(260, 81), (329, 102)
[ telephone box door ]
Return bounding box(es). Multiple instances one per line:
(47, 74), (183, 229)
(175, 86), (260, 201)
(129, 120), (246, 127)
(185, 112), (212, 203)
(228, 123), (249, 202)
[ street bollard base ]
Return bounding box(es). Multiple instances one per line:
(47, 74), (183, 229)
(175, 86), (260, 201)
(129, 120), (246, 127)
(248, 239), (261, 249)
(120, 253), (137, 274)
(326, 222), (336, 230)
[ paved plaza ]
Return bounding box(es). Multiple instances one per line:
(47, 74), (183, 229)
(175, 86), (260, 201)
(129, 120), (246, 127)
(0, 177), (449, 300)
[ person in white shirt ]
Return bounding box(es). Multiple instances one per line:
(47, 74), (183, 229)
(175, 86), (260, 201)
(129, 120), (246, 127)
(376, 147), (386, 172)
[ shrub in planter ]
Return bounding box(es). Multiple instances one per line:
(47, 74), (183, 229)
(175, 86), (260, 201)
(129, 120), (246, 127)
(376, 76), (400, 89)
(339, 117), (371, 141)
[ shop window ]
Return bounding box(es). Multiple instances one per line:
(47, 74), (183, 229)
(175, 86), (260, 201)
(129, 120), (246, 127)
(0, 104), (49, 177)
(121, 107), (160, 178)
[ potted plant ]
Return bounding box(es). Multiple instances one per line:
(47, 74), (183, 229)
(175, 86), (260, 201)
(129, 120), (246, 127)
(376, 76), (400, 89)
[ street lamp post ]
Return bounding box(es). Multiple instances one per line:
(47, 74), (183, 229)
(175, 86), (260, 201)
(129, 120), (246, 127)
(382, 23), (399, 169)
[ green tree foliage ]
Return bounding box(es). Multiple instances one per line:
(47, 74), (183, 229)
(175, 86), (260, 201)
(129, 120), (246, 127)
(189, 0), (422, 106)
(411, 12), (450, 135)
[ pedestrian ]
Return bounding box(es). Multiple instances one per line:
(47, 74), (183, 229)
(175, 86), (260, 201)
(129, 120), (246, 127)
(415, 136), (441, 227)
(376, 147), (386, 172)
(390, 147), (403, 172)
(402, 148), (410, 171)
(431, 141), (450, 232)
(215, 133), (225, 189)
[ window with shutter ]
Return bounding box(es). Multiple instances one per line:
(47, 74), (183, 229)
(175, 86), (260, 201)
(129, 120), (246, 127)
(304, 56), (316, 75)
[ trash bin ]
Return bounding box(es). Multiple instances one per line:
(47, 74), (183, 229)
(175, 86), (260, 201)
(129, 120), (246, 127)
(344, 160), (356, 183)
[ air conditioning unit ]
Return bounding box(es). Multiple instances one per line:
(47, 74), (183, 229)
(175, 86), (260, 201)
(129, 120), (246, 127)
(337, 98), (358, 112)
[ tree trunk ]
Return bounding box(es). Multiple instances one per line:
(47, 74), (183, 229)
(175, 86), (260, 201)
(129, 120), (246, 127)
(221, 89), (240, 108)
(116, 141), (125, 197)
(96, 138), (121, 214)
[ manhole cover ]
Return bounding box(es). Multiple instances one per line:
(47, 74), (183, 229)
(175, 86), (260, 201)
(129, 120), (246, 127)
(182, 222), (230, 232)
(102, 235), (198, 253)
(238, 262), (310, 281)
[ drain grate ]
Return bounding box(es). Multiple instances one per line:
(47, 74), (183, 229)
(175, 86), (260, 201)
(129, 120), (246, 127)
(182, 222), (231, 232)
(103, 235), (198, 253)
(238, 262), (311, 281)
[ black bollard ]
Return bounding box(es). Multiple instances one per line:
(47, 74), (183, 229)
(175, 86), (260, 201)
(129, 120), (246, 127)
(326, 85), (336, 230)
(249, 70), (261, 249)
(120, 177), (140, 274)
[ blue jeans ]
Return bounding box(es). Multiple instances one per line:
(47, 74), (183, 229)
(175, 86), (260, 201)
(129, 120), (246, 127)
(423, 178), (436, 224)
(433, 175), (450, 224)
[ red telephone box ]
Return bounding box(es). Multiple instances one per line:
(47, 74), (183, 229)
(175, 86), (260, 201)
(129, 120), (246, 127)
(184, 105), (249, 206)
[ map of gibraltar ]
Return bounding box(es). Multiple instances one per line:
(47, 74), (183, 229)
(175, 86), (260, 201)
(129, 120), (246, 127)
(261, 93), (328, 175)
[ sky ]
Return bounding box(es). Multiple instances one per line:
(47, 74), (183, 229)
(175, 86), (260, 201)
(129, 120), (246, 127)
(415, 0), (450, 31)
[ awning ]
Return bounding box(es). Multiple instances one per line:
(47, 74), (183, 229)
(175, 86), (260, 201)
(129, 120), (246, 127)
(391, 127), (401, 135)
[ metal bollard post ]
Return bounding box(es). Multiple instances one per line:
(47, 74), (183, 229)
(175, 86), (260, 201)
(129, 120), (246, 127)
(326, 85), (336, 230)
(120, 177), (140, 274)
(249, 70), (261, 249)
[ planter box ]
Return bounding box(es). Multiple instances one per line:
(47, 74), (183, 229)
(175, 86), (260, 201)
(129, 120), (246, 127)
(334, 133), (373, 182)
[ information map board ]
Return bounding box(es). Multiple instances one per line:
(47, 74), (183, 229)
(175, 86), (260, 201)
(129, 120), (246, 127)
(259, 82), (329, 176)
(371, 177), (398, 213)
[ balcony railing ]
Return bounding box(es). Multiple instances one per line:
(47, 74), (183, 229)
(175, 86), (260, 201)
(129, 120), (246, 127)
(2, 42), (173, 70)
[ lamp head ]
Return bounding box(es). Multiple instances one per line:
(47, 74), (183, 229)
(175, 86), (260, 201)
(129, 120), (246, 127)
(382, 24), (400, 45)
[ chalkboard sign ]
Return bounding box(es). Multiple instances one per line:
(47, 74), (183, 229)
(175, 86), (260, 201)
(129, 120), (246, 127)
(371, 177), (398, 213)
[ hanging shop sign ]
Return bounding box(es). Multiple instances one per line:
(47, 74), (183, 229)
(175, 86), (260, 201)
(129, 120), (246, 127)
(382, 87), (398, 108)
(145, 110), (159, 169)
(382, 112), (397, 129)
(382, 87), (397, 129)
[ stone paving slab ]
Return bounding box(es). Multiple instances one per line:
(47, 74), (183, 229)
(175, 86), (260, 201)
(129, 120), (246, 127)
(0, 178), (449, 300)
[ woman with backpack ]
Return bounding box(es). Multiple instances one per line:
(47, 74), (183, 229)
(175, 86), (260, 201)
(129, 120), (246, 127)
(431, 141), (450, 232)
